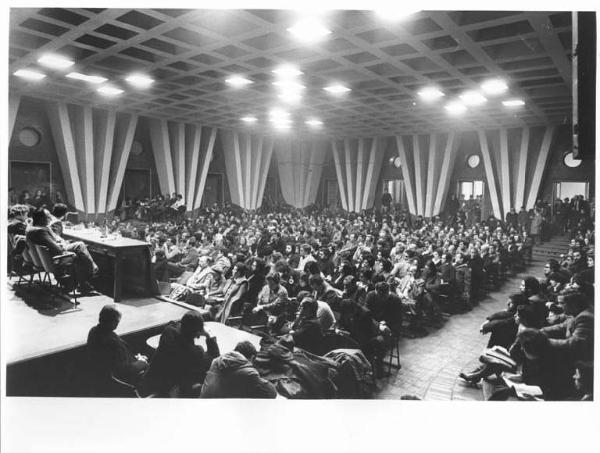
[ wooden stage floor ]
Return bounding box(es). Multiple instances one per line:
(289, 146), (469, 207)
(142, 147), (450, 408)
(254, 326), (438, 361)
(4, 279), (195, 365)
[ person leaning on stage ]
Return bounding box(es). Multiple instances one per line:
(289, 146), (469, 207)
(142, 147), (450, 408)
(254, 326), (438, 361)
(26, 208), (99, 295)
(200, 340), (277, 399)
(141, 310), (219, 397)
(87, 305), (149, 384)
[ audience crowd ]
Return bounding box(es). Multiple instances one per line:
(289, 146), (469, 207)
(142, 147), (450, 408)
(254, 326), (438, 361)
(7, 192), (594, 400)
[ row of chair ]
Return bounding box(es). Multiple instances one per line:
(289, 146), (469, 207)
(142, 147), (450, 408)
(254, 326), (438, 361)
(8, 233), (79, 305)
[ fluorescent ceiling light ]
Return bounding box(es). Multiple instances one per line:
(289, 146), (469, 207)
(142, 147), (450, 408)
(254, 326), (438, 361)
(459, 90), (487, 106)
(97, 86), (124, 96)
(269, 108), (290, 119)
(481, 79), (508, 95)
(225, 75), (253, 87)
(241, 116), (258, 123)
(126, 74), (154, 88)
(273, 121), (292, 130)
(287, 18), (331, 42)
(14, 69), (46, 81)
(278, 92), (302, 104)
(272, 64), (303, 78)
(502, 99), (525, 107)
(374, 8), (419, 21)
(417, 87), (445, 101)
(38, 54), (74, 69)
(66, 72), (107, 84)
(324, 84), (351, 95)
(445, 101), (467, 115)
(305, 119), (323, 127)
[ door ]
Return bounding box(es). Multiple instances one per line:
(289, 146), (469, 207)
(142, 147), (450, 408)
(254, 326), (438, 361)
(202, 173), (223, 208)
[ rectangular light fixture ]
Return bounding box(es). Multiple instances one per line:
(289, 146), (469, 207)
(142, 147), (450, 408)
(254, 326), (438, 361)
(272, 64), (303, 78)
(502, 99), (525, 107)
(305, 119), (323, 127)
(445, 101), (467, 115)
(287, 18), (331, 42)
(66, 72), (107, 84)
(269, 108), (290, 119)
(241, 116), (258, 123)
(225, 75), (253, 87)
(278, 92), (302, 104)
(374, 8), (420, 21)
(459, 90), (487, 106)
(481, 79), (508, 95)
(14, 69), (46, 81)
(324, 84), (350, 94)
(38, 54), (74, 69)
(417, 87), (445, 101)
(126, 74), (154, 88)
(97, 86), (124, 96)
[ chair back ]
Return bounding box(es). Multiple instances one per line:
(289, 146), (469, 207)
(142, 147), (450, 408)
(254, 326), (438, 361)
(25, 239), (45, 270)
(35, 245), (58, 274)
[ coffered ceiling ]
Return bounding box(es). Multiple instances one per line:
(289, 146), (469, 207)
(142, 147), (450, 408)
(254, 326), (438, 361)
(9, 8), (574, 138)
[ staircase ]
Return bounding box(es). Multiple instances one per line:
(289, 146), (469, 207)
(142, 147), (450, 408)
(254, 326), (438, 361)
(531, 235), (571, 263)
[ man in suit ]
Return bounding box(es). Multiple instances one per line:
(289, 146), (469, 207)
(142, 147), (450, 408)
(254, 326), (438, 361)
(26, 208), (98, 294)
(49, 203), (69, 237)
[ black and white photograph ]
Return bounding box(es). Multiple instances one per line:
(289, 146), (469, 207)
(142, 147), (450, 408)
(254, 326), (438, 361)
(1, 1), (598, 451)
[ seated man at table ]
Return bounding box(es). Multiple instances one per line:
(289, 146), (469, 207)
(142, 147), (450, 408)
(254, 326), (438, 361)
(49, 203), (69, 238)
(200, 340), (277, 399)
(87, 305), (149, 385)
(142, 310), (220, 397)
(26, 208), (99, 294)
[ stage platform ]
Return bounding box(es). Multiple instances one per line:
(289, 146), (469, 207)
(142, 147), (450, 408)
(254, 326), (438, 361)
(4, 280), (198, 366)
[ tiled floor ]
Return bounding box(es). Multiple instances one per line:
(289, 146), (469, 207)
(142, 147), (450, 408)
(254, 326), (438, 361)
(375, 260), (545, 401)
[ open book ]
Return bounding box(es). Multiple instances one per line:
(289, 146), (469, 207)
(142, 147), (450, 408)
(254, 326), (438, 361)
(502, 372), (544, 400)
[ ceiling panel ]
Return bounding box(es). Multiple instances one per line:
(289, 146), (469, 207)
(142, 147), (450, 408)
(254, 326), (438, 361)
(9, 8), (576, 137)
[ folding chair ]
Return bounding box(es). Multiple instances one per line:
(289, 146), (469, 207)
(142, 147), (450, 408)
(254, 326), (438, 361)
(34, 244), (79, 306)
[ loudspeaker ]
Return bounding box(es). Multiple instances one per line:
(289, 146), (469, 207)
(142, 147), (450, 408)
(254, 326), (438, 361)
(573, 12), (596, 160)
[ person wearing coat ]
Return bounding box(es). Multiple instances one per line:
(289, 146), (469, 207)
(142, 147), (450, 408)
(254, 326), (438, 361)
(213, 262), (249, 323)
(200, 341), (277, 399)
(26, 208), (98, 293)
(479, 293), (529, 349)
(530, 209), (544, 244)
(141, 311), (220, 397)
(87, 305), (148, 384)
(541, 292), (594, 364)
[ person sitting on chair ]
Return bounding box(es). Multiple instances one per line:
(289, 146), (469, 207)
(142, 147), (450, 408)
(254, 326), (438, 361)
(49, 203), (69, 237)
(87, 305), (149, 384)
(141, 310), (219, 397)
(26, 208), (99, 295)
(200, 341), (277, 399)
(252, 272), (289, 333)
(288, 297), (324, 355)
(7, 204), (30, 255)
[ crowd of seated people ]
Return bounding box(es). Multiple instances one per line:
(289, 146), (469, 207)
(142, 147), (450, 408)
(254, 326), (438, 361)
(7, 193), (593, 398)
(86, 200), (579, 380)
(459, 227), (594, 400)
(118, 193), (187, 222)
